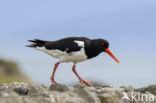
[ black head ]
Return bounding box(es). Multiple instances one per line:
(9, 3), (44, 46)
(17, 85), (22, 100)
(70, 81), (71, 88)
(92, 39), (109, 52)
(91, 39), (119, 63)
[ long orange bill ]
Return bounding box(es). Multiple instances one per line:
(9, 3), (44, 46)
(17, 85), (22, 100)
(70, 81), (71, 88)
(105, 48), (119, 63)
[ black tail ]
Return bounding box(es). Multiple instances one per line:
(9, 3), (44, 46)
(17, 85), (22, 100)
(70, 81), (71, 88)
(26, 39), (47, 47)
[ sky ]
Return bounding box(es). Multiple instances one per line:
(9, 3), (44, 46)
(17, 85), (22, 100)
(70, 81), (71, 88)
(0, 0), (156, 87)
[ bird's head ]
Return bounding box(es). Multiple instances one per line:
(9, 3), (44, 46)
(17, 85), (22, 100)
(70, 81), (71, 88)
(93, 39), (119, 63)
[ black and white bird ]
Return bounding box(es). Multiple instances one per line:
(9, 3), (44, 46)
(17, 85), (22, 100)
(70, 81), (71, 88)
(27, 37), (119, 86)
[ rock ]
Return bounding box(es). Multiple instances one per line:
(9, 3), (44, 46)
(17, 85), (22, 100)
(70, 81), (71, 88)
(98, 92), (122, 103)
(120, 86), (135, 92)
(51, 91), (84, 103)
(0, 82), (28, 90)
(22, 95), (56, 103)
(0, 82), (156, 103)
(27, 85), (46, 95)
(0, 91), (22, 103)
(73, 82), (88, 89)
(14, 87), (29, 95)
(135, 84), (156, 95)
(73, 88), (100, 103)
(49, 85), (69, 92)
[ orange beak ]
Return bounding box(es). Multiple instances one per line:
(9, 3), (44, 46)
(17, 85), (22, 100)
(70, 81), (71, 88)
(105, 48), (119, 63)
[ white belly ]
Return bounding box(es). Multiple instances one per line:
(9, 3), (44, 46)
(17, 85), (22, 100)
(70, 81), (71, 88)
(36, 47), (87, 63)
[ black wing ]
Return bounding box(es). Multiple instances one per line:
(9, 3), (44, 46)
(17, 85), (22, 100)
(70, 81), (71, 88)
(45, 37), (90, 53)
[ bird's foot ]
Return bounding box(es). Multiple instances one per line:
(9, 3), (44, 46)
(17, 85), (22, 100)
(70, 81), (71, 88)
(52, 82), (60, 85)
(51, 78), (60, 85)
(80, 79), (91, 86)
(51, 81), (61, 86)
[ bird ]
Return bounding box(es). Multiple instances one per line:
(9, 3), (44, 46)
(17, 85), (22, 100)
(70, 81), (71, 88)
(27, 37), (119, 86)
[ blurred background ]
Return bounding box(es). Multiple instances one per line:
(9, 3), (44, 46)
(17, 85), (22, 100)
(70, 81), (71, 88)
(0, 0), (156, 87)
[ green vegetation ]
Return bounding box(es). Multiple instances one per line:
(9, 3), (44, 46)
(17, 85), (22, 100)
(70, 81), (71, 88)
(0, 59), (31, 84)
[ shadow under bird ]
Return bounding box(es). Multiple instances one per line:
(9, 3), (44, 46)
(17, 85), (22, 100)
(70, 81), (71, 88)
(27, 37), (119, 86)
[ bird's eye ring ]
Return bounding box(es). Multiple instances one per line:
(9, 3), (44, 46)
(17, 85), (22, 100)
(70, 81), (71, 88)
(101, 43), (104, 46)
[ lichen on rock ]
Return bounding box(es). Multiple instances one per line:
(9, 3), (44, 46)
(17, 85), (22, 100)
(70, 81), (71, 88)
(0, 82), (156, 103)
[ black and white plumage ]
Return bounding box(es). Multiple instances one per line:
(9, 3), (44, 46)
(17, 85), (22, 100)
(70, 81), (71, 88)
(27, 37), (119, 86)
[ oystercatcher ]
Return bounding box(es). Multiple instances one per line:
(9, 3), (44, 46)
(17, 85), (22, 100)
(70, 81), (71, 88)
(27, 37), (119, 86)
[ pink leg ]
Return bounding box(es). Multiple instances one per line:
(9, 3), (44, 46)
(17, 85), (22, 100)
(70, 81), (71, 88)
(72, 64), (91, 86)
(50, 62), (60, 85)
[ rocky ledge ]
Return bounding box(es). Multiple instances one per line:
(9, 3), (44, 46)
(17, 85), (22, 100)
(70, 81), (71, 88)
(0, 82), (156, 103)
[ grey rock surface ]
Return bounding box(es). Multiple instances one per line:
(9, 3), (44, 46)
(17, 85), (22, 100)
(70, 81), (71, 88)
(0, 82), (156, 103)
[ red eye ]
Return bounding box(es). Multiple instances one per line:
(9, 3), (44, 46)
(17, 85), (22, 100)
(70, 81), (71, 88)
(101, 43), (104, 46)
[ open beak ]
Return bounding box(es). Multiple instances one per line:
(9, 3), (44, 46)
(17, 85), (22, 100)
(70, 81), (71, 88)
(105, 48), (119, 63)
